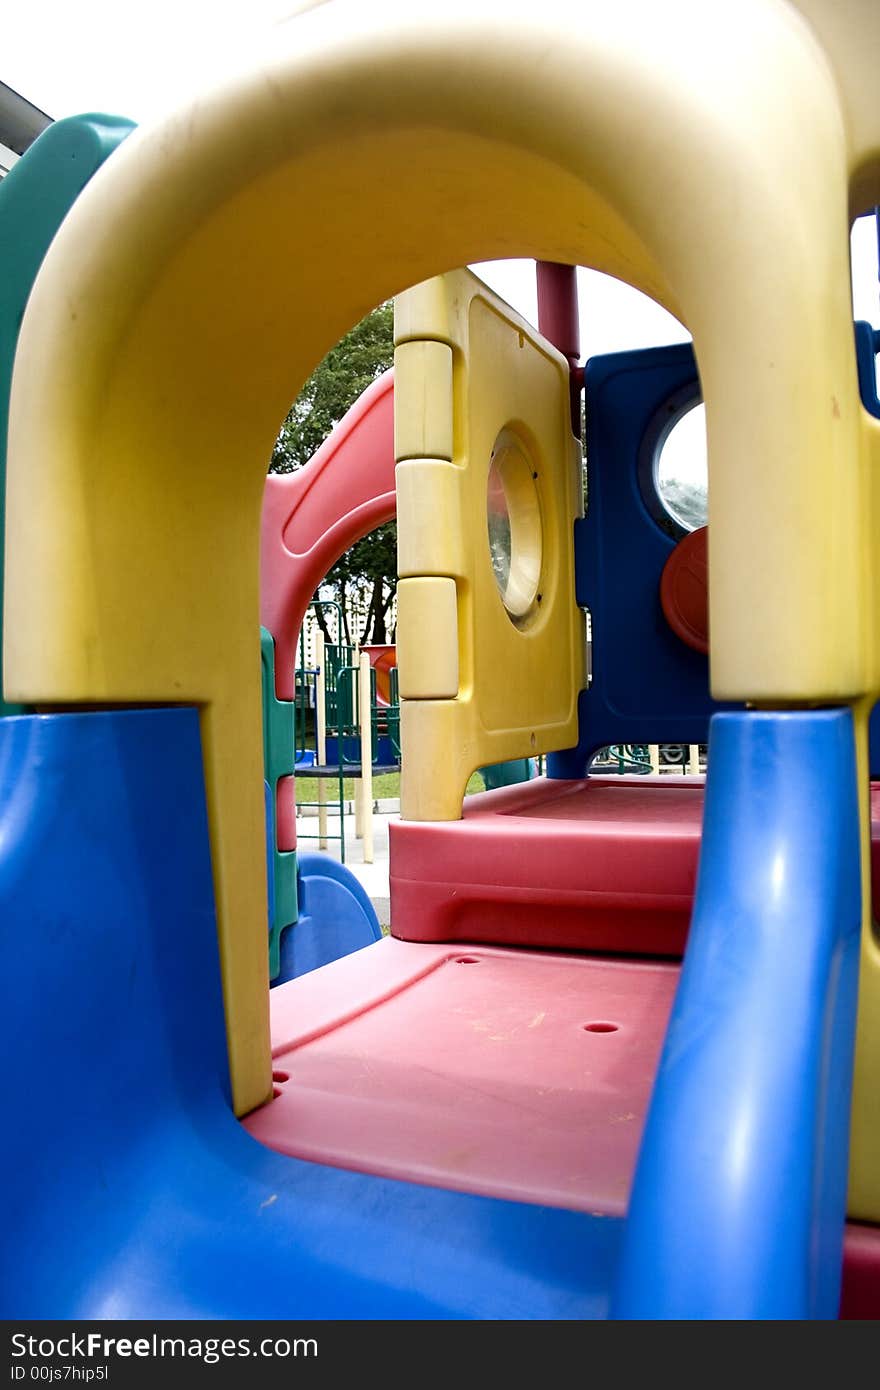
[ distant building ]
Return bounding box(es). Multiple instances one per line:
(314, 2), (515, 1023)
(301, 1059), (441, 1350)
(0, 80), (51, 177)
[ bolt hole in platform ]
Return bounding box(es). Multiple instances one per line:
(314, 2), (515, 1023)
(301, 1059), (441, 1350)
(454, 956), (481, 965)
(272, 1068), (290, 1099)
(582, 1021), (619, 1034)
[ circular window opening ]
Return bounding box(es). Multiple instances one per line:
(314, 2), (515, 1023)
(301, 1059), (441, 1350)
(655, 402), (708, 533)
(487, 428), (543, 621)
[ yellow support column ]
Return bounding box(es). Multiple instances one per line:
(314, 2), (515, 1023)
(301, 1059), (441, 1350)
(359, 651), (374, 866)
(395, 269), (586, 820)
(315, 631), (328, 851)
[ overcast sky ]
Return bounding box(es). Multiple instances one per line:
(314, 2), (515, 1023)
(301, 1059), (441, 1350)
(4, 0), (878, 487)
(5, 1), (876, 329)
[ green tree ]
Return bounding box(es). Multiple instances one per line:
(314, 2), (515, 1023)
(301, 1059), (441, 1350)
(270, 303), (397, 645)
(329, 521), (398, 646)
(270, 301), (394, 472)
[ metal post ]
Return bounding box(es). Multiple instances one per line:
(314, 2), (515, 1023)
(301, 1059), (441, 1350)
(536, 261), (582, 437)
(359, 651), (374, 864)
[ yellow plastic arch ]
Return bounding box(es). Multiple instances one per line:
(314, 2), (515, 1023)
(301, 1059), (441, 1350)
(395, 268), (585, 820)
(4, 1), (880, 1181)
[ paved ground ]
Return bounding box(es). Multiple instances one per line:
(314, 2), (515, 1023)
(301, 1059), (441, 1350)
(296, 798), (397, 927)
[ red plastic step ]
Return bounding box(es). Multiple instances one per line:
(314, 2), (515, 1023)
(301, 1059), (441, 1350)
(391, 776), (705, 953)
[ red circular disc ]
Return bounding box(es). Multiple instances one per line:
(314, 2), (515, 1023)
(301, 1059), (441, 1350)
(660, 526), (709, 654)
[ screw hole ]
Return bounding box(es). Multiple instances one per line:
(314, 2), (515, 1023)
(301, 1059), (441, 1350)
(272, 1069), (290, 1083)
(455, 956), (480, 965)
(582, 1021), (619, 1034)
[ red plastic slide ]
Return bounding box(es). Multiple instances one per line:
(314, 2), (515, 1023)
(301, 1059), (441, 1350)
(260, 368), (396, 701)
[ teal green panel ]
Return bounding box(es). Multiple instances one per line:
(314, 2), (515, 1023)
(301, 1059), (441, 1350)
(1, 114), (135, 715)
(269, 849), (298, 981)
(260, 626), (296, 784)
(261, 628), (299, 972)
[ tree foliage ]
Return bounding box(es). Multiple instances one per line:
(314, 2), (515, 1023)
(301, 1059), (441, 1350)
(269, 303), (397, 645)
(270, 301), (394, 473)
(329, 521), (398, 646)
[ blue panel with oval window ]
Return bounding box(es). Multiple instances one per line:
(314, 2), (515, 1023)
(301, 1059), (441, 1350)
(551, 322), (880, 779)
(548, 342), (733, 778)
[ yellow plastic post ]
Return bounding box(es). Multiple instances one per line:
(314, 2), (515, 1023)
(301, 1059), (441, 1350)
(359, 651), (374, 866)
(315, 631), (328, 851)
(395, 268), (586, 819)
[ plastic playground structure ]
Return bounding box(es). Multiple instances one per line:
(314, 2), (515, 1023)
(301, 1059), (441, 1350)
(292, 615), (401, 864)
(2, 0), (880, 1321)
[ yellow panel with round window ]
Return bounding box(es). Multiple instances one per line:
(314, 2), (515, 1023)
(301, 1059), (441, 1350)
(394, 268), (586, 820)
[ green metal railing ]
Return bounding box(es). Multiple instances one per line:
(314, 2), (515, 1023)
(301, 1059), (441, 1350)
(294, 603), (348, 860)
(293, 603), (403, 859)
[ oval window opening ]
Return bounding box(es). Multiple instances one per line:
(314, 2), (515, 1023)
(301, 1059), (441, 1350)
(655, 402), (708, 533)
(487, 428), (543, 621)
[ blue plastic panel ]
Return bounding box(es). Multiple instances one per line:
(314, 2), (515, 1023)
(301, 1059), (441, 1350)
(854, 320), (879, 422)
(613, 709), (861, 1319)
(551, 324), (880, 778)
(549, 343), (732, 778)
(0, 708), (617, 1318)
(274, 851), (382, 983)
(855, 321), (880, 775)
(318, 733), (399, 768)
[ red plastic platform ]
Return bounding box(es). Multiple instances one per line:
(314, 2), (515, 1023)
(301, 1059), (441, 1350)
(245, 936), (678, 1213)
(390, 776), (705, 953)
(244, 936), (879, 1316)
